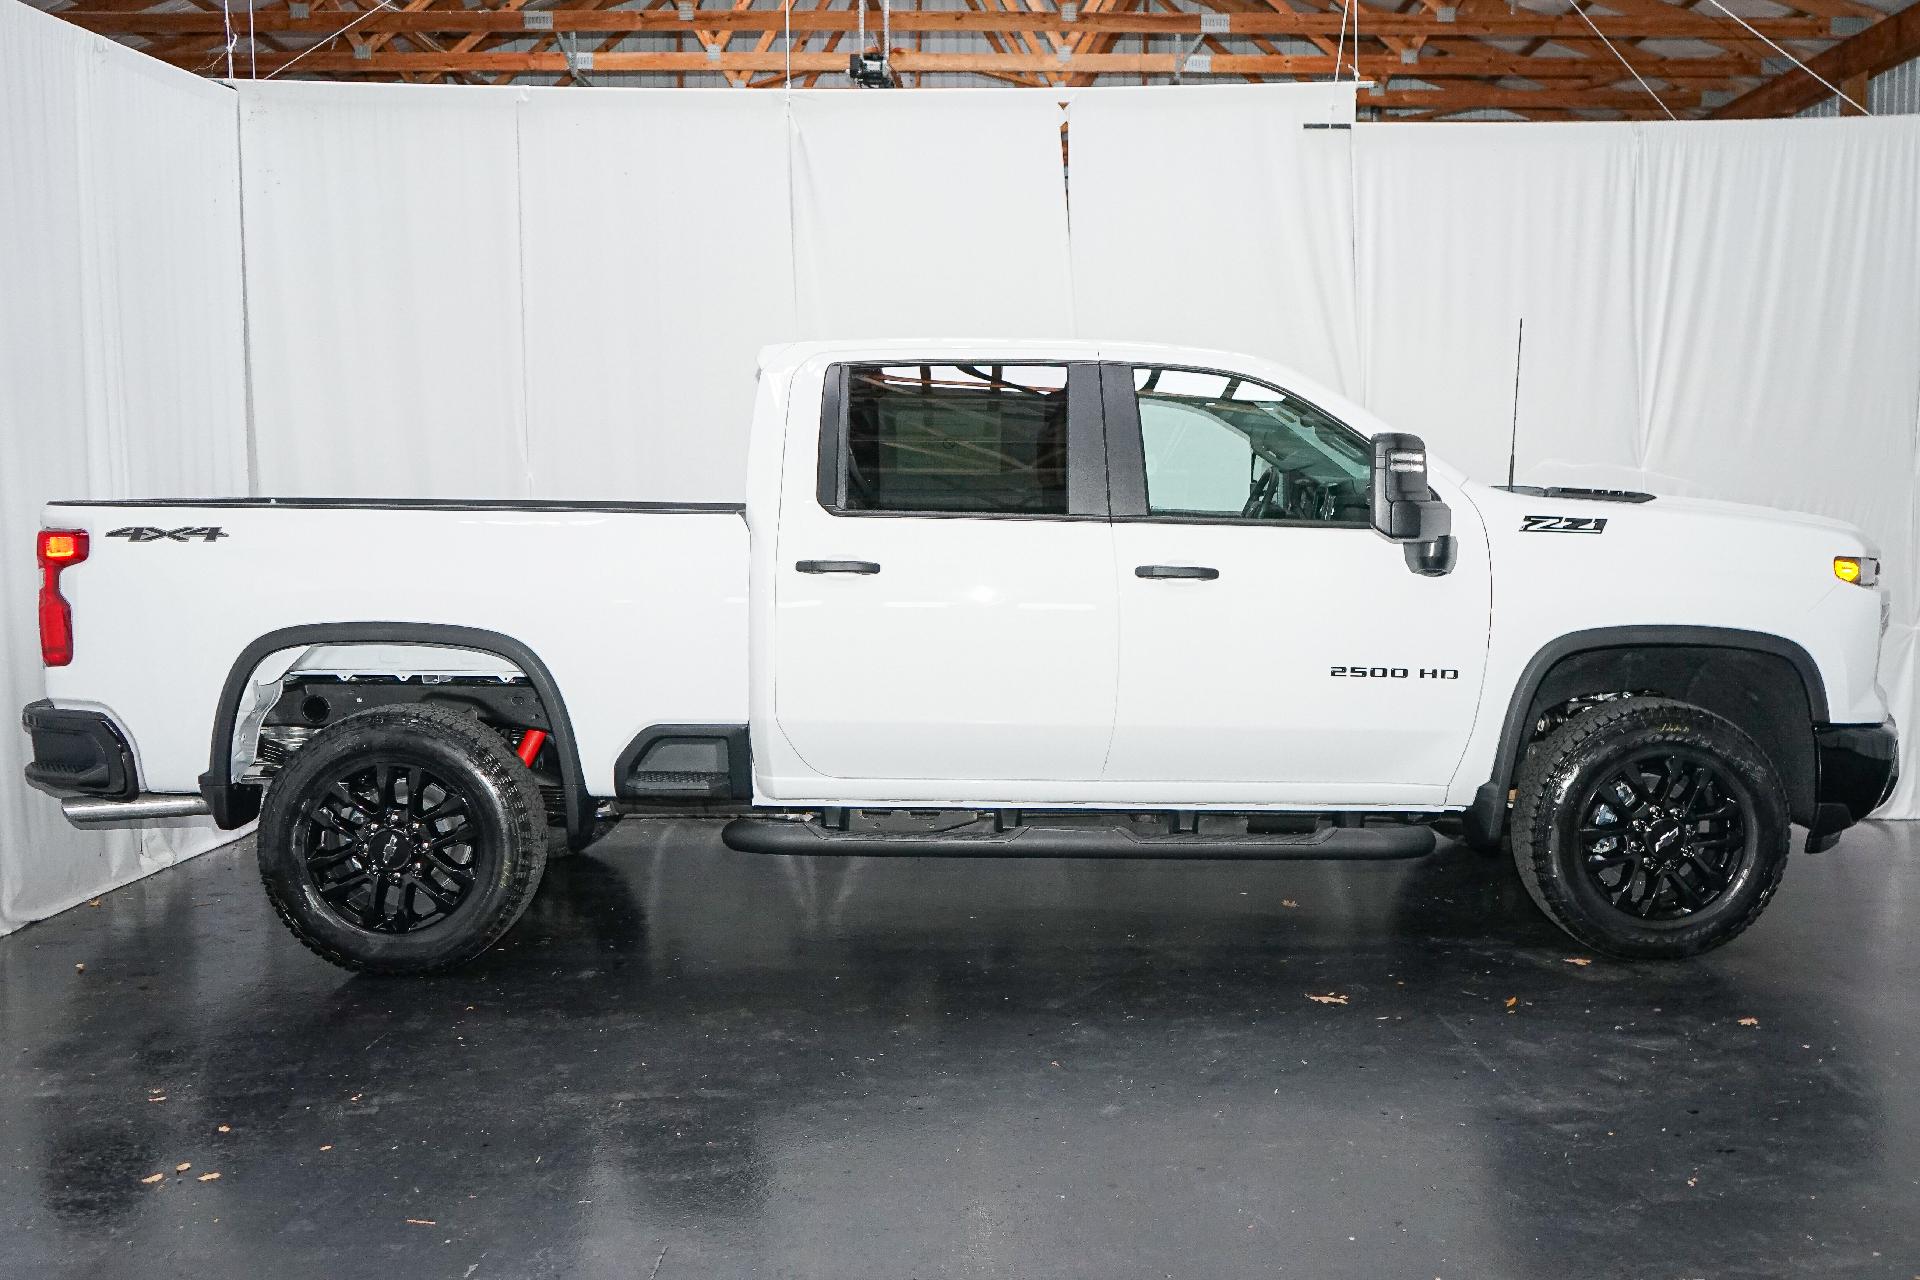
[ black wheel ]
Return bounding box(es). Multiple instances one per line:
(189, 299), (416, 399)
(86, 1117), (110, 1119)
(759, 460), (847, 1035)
(1510, 697), (1788, 959)
(258, 703), (548, 975)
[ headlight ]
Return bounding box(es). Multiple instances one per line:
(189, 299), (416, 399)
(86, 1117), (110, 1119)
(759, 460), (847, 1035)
(1834, 555), (1880, 587)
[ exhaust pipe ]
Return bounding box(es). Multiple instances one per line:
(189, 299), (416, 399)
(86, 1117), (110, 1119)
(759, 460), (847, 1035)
(61, 794), (213, 826)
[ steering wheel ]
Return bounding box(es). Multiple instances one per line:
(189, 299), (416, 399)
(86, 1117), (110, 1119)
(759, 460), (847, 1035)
(1242, 467), (1280, 519)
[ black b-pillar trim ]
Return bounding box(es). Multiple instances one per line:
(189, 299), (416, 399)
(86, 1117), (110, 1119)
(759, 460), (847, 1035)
(201, 623), (595, 849)
(816, 362), (849, 511)
(1465, 625), (1830, 847)
(1063, 362), (1110, 518)
(1099, 362), (1149, 518)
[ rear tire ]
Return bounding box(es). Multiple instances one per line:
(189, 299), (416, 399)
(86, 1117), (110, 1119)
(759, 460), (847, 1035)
(258, 703), (548, 975)
(1510, 697), (1788, 959)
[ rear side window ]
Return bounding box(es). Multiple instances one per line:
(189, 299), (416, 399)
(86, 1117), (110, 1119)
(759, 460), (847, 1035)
(839, 364), (1071, 515)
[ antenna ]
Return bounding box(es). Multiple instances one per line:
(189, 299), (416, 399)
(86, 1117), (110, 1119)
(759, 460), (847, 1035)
(1505, 317), (1525, 489)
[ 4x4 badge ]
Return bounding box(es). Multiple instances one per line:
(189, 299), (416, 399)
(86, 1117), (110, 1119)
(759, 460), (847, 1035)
(105, 526), (228, 543)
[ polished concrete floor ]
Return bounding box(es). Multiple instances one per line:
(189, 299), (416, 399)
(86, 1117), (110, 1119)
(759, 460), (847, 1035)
(2, 820), (1918, 1280)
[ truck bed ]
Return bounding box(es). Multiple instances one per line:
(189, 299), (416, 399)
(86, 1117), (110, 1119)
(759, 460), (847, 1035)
(41, 499), (751, 797)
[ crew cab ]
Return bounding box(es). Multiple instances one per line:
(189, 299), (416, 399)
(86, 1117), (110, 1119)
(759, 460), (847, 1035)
(21, 340), (1899, 972)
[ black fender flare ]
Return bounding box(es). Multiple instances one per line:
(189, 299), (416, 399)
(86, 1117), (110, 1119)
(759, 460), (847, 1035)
(1464, 625), (1828, 846)
(198, 622), (595, 849)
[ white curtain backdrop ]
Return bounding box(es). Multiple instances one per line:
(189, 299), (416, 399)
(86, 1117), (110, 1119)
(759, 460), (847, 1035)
(0, 3), (249, 935)
(788, 90), (1075, 339)
(6, 29), (1920, 935)
(1351, 123), (1645, 487)
(239, 82), (531, 497)
(1066, 83), (1362, 398)
(519, 90), (796, 501)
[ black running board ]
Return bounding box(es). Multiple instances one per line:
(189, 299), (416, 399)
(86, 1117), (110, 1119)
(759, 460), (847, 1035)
(720, 819), (1435, 860)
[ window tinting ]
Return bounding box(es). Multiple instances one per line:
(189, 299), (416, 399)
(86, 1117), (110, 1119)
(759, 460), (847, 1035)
(842, 364), (1071, 515)
(1135, 366), (1370, 524)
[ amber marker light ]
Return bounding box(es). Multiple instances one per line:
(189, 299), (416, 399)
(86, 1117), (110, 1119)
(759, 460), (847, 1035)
(1833, 556), (1878, 587)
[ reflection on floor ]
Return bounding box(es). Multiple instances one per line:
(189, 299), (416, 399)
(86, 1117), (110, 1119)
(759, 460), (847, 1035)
(2, 819), (1917, 1279)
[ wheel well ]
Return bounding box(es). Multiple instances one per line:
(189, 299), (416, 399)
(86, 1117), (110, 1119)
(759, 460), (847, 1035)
(1470, 630), (1826, 842)
(202, 623), (592, 847)
(1525, 648), (1816, 824)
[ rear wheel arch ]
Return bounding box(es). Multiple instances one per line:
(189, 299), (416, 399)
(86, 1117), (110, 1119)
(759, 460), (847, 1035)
(1468, 627), (1826, 843)
(201, 623), (593, 848)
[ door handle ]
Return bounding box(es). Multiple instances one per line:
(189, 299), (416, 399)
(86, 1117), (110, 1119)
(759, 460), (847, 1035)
(796, 559), (881, 575)
(1135, 564), (1219, 580)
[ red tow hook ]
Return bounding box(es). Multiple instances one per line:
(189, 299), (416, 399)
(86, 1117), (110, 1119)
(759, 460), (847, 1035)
(516, 729), (548, 768)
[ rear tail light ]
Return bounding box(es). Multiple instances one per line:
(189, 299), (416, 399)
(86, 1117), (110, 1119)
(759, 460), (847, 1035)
(37, 529), (89, 666)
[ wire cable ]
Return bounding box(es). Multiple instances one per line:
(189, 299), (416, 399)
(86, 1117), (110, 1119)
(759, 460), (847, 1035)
(1333, 0), (1350, 81)
(1702, 0), (1870, 114)
(1570, 0), (1676, 120)
(1351, 0), (1358, 82)
(263, 0), (398, 79)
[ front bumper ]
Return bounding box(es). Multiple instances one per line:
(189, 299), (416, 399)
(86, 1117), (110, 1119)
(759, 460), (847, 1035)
(21, 700), (139, 800)
(1806, 718), (1899, 852)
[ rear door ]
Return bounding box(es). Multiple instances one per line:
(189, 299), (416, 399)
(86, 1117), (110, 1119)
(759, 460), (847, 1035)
(772, 360), (1118, 786)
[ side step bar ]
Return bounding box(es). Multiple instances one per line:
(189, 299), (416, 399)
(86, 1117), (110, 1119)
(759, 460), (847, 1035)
(721, 818), (1435, 860)
(61, 794), (213, 826)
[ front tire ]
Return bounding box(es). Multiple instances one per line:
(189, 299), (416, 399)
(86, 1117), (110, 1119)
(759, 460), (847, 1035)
(258, 703), (548, 974)
(1510, 697), (1788, 959)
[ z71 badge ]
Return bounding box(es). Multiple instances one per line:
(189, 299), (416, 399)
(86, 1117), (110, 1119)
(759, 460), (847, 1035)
(105, 526), (228, 543)
(1521, 515), (1607, 534)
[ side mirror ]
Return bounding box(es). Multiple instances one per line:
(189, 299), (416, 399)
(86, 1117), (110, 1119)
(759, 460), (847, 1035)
(1369, 433), (1456, 577)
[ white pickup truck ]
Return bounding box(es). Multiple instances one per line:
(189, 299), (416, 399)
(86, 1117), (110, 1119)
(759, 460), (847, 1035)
(22, 340), (1898, 973)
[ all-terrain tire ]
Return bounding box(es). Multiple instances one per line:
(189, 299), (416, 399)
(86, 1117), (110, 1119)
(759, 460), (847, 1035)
(258, 703), (548, 975)
(1510, 696), (1789, 959)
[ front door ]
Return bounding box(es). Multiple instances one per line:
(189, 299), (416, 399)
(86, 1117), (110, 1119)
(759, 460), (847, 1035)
(772, 360), (1118, 788)
(1101, 363), (1489, 804)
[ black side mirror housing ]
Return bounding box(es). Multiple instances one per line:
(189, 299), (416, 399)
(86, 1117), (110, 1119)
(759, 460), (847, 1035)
(1369, 433), (1456, 577)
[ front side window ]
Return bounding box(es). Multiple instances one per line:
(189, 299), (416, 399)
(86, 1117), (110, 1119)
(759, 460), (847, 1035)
(1134, 366), (1370, 524)
(841, 364), (1071, 515)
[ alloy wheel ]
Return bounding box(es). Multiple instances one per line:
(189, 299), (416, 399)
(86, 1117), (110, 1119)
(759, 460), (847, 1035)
(1576, 750), (1753, 921)
(295, 760), (480, 934)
